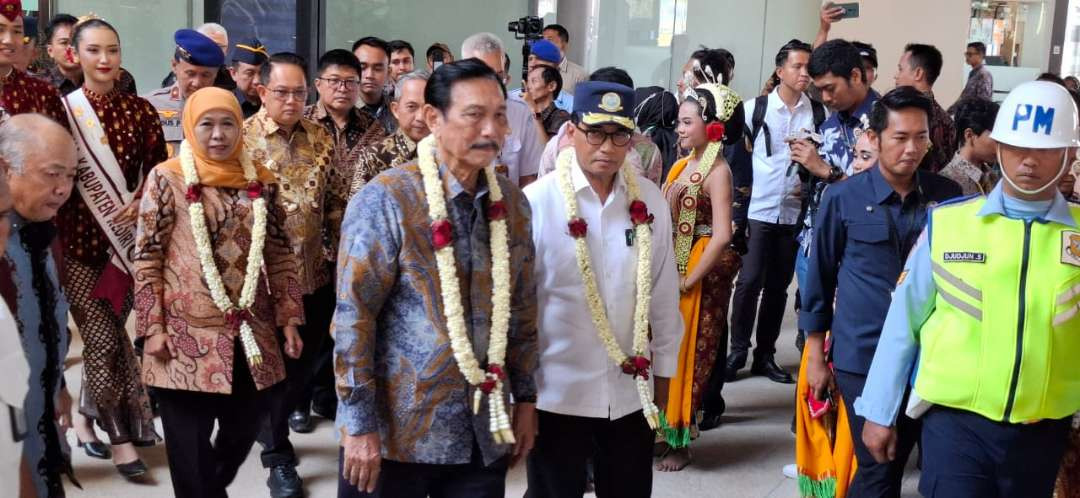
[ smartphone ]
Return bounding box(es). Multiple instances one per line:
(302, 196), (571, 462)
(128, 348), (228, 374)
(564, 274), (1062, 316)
(835, 2), (859, 19)
(807, 390), (833, 419)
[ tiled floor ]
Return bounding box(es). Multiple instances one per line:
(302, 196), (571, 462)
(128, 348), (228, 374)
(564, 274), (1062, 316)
(63, 300), (920, 497)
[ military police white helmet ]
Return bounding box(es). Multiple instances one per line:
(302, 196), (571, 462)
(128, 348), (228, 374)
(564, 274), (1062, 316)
(990, 80), (1080, 149)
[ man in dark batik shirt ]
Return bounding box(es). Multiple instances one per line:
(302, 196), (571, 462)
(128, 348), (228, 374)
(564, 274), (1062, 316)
(894, 43), (956, 173)
(348, 69), (431, 197)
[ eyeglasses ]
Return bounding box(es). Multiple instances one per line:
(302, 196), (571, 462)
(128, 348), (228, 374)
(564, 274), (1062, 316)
(575, 125), (633, 147)
(269, 88), (309, 101)
(317, 77), (360, 90)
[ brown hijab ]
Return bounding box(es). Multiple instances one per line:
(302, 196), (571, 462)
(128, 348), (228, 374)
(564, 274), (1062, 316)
(159, 87), (275, 189)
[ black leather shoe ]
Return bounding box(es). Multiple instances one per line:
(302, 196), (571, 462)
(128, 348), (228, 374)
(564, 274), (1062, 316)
(751, 358), (795, 384)
(77, 440), (111, 460)
(699, 396), (726, 431)
(288, 409), (315, 434)
(724, 351), (748, 382)
(311, 400), (337, 421)
(116, 459), (148, 479)
(268, 464), (304, 498)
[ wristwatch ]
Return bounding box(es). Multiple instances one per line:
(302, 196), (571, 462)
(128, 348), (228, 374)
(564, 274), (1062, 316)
(826, 166), (844, 183)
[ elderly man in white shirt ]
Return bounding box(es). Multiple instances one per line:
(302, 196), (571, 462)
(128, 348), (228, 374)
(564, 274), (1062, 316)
(523, 81), (682, 498)
(461, 32), (544, 187)
(726, 39), (826, 385)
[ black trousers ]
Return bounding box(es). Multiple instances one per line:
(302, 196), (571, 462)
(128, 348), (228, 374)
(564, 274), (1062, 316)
(526, 410), (654, 498)
(919, 406), (1070, 498)
(257, 283), (335, 467)
(729, 220), (799, 360)
(834, 370), (921, 498)
(155, 341), (274, 498)
(336, 444), (508, 498)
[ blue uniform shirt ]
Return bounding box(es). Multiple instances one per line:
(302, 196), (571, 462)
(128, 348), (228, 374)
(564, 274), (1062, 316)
(798, 165), (962, 375)
(854, 183), (1077, 426)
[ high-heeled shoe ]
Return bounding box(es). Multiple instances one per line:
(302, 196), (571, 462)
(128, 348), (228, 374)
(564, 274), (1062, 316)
(77, 440), (111, 459)
(115, 459), (148, 479)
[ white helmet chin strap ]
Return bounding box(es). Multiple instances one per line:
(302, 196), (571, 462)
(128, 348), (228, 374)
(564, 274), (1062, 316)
(997, 145), (1070, 196)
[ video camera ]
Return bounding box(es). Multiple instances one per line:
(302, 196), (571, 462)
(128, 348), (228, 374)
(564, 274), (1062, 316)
(508, 16), (544, 41)
(508, 15), (544, 83)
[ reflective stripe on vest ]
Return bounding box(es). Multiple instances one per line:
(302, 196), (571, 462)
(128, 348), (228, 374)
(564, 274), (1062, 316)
(915, 196), (1080, 423)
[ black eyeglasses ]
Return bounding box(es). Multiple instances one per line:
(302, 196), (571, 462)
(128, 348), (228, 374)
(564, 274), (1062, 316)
(317, 77), (360, 90)
(575, 125), (633, 147)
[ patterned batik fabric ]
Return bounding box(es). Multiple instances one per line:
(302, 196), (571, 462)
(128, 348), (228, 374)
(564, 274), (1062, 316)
(56, 87), (168, 268)
(1056, 416), (1080, 498)
(304, 102), (386, 259)
(347, 129), (417, 198)
(334, 162), (538, 466)
(244, 108), (338, 294)
(939, 153), (999, 197)
(132, 167), (305, 394)
(919, 94), (958, 174)
(62, 255), (158, 446)
(0, 68), (68, 128)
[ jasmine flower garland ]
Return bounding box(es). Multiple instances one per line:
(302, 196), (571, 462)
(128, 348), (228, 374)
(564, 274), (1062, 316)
(179, 140), (267, 369)
(416, 136), (515, 444)
(554, 148), (661, 429)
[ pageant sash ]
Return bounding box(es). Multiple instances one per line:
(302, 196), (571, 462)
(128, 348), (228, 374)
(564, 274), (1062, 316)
(63, 90), (140, 313)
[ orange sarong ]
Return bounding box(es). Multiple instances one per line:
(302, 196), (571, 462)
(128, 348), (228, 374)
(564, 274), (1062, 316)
(795, 345), (857, 497)
(661, 236), (708, 448)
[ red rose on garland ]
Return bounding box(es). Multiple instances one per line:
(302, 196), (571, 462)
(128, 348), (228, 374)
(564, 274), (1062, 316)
(620, 355), (652, 380)
(487, 200), (507, 221)
(186, 184), (202, 203)
(568, 217), (588, 238)
(431, 219), (454, 250)
(246, 181), (263, 200)
(629, 200), (653, 226)
(706, 121), (726, 143)
(224, 308), (253, 331)
(479, 364), (505, 394)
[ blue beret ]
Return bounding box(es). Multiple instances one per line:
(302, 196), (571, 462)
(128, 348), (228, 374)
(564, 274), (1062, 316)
(230, 37), (268, 66)
(573, 81), (636, 130)
(529, 40), (561, 64)
(174, 29), (224, 67)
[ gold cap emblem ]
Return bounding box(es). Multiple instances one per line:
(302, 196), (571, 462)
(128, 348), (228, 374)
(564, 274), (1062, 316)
(599, 92), (623, 113)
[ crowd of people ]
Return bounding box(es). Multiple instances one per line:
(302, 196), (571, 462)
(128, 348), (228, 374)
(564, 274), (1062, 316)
(0, 1), (1078, 497)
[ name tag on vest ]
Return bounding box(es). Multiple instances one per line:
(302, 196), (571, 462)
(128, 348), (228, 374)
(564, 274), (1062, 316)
(1062, 231), (1080, 267)
(943, 251), (986, 263)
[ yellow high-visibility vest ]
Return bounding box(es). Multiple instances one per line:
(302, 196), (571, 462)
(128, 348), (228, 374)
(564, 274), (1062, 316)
(915, 196), (1080, 423)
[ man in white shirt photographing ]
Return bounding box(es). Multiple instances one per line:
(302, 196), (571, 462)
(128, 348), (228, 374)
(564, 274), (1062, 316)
(523, 81), (683, 498)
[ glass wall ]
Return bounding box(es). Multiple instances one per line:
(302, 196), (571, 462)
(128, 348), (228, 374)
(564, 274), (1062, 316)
(56, 0), (199, 93)
(579, 0), (819, 101)
(325, 0), (532, 87)
(967, 0), (1056, 98)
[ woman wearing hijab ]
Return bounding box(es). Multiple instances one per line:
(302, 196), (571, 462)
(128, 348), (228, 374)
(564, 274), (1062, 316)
(634, 86), (679, 181)
(656, 82), (743, 472)
(132, 87), (304, 498)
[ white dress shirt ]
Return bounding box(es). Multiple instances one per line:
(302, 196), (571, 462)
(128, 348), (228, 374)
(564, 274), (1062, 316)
(743, 90), (821, 225)
(498, 98), (544, 183)
(0, 299), (27, 493)
(524, 161), (683, 420)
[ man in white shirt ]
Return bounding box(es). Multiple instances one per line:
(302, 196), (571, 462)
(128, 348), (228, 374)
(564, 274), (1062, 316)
(542, 24), (588, 97)
(727, 40), (825, 384)
(461, 32), (544, 187)
(524, 81), (682, 498)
